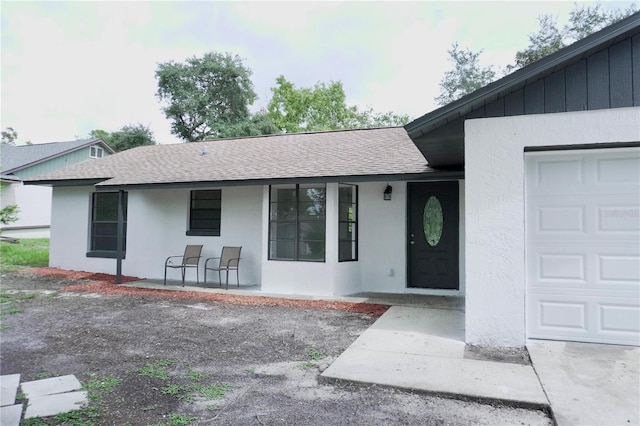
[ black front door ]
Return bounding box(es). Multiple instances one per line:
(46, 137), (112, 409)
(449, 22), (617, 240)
(407, 181), (459, 290)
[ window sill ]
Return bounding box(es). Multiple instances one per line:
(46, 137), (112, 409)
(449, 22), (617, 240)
(186, 230), (220, 237)
(86, 251), (126, 259)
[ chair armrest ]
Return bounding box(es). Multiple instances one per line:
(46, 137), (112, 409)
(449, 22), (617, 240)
(223, 257), (242, 268)
(165, 255), (183, 266)
(184, 255), (201, 265)
(204, 257), (221, 268)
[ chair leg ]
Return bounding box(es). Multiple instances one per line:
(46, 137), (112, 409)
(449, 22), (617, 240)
(218, 271), (222, 288)
(204, 268), (207, 286)
(181, 268), (185, 287)
(236, 269), (239, 288)
(196, 267), (199, 286)
(164, 267), (167, 286)
(225, 270), (229, 290)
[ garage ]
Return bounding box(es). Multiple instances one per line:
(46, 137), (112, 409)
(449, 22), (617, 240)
(526, 147), (640, 346)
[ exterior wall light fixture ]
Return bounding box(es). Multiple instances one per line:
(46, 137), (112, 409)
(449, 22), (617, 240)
(383, 184), (392, 201)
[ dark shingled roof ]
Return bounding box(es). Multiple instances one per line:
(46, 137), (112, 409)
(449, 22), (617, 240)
(25, 127), (435, 188)
(1, 139), (115, 175)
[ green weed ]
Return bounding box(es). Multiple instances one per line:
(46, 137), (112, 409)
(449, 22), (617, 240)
(156, 413), (197, 426)
(83, 375), (121, 400)
(308, 350), (323, 360)
(138, 359), (176, 380)
(187, 370), (207, 382)
(192, 383), (231, 400)
(243, 368), (255, 375)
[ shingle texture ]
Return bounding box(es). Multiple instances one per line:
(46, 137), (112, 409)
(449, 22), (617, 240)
(27, 127), (431, 187)
(1, 139), (105, 174)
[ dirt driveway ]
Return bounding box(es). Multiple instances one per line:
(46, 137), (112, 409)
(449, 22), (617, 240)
(0, 270), (552, 425)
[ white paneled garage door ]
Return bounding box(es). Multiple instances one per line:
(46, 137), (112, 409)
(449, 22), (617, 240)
(526, 147), (640, 346)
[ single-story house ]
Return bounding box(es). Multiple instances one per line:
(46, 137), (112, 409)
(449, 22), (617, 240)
(1, 139), (115, 237)
(27, 13), (639, 348)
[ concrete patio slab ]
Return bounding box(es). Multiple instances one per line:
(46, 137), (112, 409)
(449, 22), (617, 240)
(528, 340), (640, 426)
(0, 374), (20, 407)
(21, 375), (82, 398)
(24, 391), (88, 419)
(0, 404), (23, 426)
(322, 306), (548, 407)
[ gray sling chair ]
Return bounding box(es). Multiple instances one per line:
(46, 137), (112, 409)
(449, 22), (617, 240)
(164, 245), (203, 286)
(204, 246), (242, 289)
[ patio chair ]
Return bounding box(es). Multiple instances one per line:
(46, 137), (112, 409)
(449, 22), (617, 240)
(164, 244), (203, 287)
(204, 246), (242, 290)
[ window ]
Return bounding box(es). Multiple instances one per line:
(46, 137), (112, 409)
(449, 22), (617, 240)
(338, 184), (358, 262)
(90, 146), (104, 159)
(89, 192), (127, 257)
(269, 184), (326, 261)
(187, 190), (221, 236)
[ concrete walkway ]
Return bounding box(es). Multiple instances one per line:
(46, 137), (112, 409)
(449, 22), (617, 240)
(527, 340), (640, 426)
(0, 374), (87, 425)
(322, 306), (548, 407)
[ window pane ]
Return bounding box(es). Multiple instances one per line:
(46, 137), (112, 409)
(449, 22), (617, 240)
(339, 186), (356, 203)
(271, 186), (296, 203)
(270, 222), (296, 240)
(270, 201), (296, 220)
(269, 240), (295, 260)
(94, 193), (119, 221)
(339, 241), (357, 262)
(299, 201), (325, 219)
(298, 222), (325, 261)
(190, 190), (221, 234)
(339, 222), (356, 240)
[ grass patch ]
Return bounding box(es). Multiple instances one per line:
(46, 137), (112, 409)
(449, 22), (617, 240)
(307, 350), (323, 360)
(0, 289), (37, 329)
(83, 375), (121, 401)
(192, 383), (231, 400)
(155, 413), (197, 426)
(187, 370), (207, 382)
(138, 359), (176, 380)
(0, 238), (49, 272)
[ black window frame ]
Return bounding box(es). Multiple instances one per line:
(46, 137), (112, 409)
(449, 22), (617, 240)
(269, 184), (326, 262)
(187, 189), (222, 236)
(87, 191), (127, 259)
(338, 184), (358, 262)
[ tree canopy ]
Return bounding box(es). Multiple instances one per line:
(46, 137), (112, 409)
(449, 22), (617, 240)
(156, 52), (258, 142)
(90, 124), (156, 152)
(434, 43), (496, 106)
(267, 75), (409, 133)
(510, 3), (637, 70)
(436, 2), (637, 105)
(1, 127), (18, 146)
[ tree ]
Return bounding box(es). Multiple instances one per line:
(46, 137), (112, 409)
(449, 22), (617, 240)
(108, 125), (156, 152)
(435, 43), (496, 106)
(217, 109), (280, 139)
(1, 127), (18, 146)
(267, 75), (409, 132)
(88, 124), (156, 152)
(0, 205), (19, 226)
(156, 52), (257, 142)
(510, 3), (638, 70)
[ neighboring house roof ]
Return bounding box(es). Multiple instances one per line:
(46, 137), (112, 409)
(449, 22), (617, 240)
(1, 139), (116, 175)
(405, 12), (640, 167)
(26, 127), (452, 189)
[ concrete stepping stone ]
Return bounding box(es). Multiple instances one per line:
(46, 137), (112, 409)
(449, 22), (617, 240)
(0, 374), (20, 407)
(21, 375), (82, 398)
(24, 391), (88, 419)
(0, 404), (23, 426)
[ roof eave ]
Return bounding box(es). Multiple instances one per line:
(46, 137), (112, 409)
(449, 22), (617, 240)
(93, 170), (464, 191)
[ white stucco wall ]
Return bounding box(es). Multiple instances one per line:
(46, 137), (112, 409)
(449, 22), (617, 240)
(50, 185), (263, 283)
(1, 182), (52, 237)
(465, 107), (640, 347)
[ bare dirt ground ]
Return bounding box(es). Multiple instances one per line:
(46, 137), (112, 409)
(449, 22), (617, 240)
(0, 270), (552, 425)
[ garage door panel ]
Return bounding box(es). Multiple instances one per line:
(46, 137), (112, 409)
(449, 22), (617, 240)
(528, 246), (639, 290)
(526, 147), (640, 346)
(528, 294), (640, 345)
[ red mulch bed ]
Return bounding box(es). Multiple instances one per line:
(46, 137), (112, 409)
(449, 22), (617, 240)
(25, 267), (389, 317)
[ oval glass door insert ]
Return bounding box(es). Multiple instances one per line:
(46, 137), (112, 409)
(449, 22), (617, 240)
(423, 196), (443, 246)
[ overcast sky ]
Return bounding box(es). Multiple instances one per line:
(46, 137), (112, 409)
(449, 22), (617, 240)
(1, 1), (636, 145)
